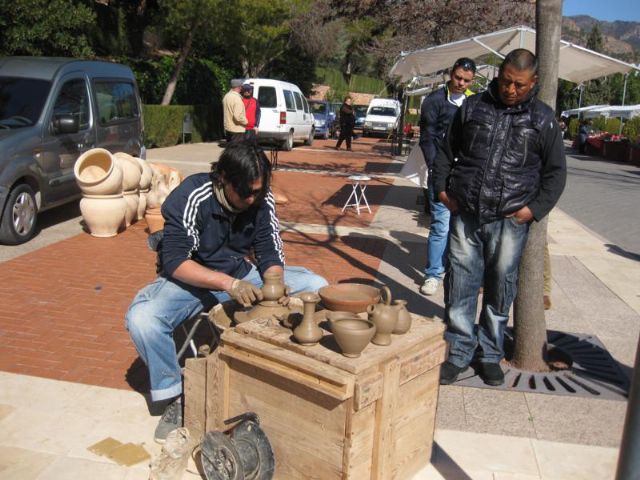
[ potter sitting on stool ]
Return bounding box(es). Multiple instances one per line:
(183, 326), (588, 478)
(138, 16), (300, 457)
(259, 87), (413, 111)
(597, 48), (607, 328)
(125, 140), (328, 443)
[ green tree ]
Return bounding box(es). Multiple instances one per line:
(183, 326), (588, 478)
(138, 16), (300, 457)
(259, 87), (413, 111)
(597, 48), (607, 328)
(0, 0), (95, 57)
(586, 23), (604, 53)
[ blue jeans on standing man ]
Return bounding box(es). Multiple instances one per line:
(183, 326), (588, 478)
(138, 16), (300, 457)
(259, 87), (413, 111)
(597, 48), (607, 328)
(424, 177), (451, 280)
(126, 265), (327, 402)
(444, 212), (530, 368)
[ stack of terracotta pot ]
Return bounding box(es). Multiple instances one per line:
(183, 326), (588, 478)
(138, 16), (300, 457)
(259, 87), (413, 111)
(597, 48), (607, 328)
(143, 163), (182, 233)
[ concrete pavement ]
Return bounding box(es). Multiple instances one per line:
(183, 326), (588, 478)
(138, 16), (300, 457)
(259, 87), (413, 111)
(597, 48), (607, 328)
(0, 138), (637, 479)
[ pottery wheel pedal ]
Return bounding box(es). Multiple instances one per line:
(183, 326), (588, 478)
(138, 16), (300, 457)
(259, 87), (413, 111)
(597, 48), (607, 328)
(201, 412), (275, 480)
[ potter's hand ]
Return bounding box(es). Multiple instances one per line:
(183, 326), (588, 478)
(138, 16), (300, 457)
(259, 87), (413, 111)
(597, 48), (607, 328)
(229, 280), (263, 307)
(278, 286), (292, 306)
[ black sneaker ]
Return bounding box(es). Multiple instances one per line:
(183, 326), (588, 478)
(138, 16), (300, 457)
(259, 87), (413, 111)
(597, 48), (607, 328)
(154, 397), (183, 444)
(479, 362), (504, 386)
(440, 361), (464, 385)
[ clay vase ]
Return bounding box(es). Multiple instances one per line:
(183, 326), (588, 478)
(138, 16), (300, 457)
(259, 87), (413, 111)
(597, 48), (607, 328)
(123, 190), (139, 227)
(367, 286), (397, 346)
(293, 292), (322, 346)
(331, 318), (376, 358)
(392, 299), (412, 335)
(135, 157), (153, 191)
(262, 271), (285, 303)
(144, 207), (164, 234)
(114, 152), (142, 192)
(80, 194), (126, 237)
(74, 148), (123, 196)
(137, 188), (149, 220)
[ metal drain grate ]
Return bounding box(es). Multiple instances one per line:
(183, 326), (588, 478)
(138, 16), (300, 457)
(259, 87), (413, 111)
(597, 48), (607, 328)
(452, 329), (630, 401)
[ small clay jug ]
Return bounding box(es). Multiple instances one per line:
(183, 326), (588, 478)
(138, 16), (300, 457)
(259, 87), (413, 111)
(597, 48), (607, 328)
(392, 299), (411, 334)
(262, 271), (285, 302)
(367, 286), (397, 346)
(293, 292), (322, 346)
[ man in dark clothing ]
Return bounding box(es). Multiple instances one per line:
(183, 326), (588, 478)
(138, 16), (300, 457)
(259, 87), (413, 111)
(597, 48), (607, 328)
(335, 96), (355, 151)
(418, 57), (476, 297)
(126, 141), (327, 443)
(432, 49), (566, 386)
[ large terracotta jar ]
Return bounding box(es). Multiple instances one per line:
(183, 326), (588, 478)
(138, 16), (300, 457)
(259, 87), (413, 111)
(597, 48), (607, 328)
(135, 157), (153, 191)
(137, 188), (149, 220)
(114, 152), (142, 192)
(74, 148), (123, 196)
(144, 206), (164, 234)
(80, 194), (127, 237)
(123, 190), (139, 227)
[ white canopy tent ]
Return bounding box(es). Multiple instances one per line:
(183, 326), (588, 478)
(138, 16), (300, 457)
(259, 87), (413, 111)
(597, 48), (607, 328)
(561, 104), (640, 119)
(390, 25), (639, 84)
(560, 105), (610, 117)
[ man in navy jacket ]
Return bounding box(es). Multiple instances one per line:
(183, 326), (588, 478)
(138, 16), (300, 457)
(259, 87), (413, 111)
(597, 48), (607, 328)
(126, 141), (327, 442)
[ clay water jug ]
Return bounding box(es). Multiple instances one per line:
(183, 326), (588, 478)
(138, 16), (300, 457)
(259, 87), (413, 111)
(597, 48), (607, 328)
(367, 286), (397, 346)
(74, 148), (123, 196)
(293, 292), (322, 346)
(392, 299), (411, 334)
(262, 271), (285, 302)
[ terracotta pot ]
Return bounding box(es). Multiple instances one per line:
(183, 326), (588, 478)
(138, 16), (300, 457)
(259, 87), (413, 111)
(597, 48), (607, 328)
(262, 271), (286, 302)
(137, 188), (149, 220)
(74, 148), (123, 196)
(293, 292), (322, 346)
(318, 283), (382, 313)
(145, 207), (164, 234)
(135, 157), (153, 191)
(392, 299), (412, 335)
(331, 318), (376, 358)
(122, 190), (139, 227)
(80, 194), (126, 237)
(114, 152), (142, 192)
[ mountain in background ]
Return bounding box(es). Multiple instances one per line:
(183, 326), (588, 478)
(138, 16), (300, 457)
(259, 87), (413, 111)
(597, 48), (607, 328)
(563, 15), (640, 61)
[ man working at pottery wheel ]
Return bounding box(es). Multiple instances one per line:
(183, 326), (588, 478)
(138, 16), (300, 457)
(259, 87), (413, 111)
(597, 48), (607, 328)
(126, 140), (327, 443)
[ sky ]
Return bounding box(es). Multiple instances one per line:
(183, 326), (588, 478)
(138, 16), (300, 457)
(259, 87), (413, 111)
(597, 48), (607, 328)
(563, 0), (640, 22)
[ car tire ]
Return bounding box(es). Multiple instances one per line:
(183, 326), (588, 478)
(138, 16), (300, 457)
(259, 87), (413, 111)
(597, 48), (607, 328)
(304, 129), (314, 146)
(282, 130), (294, 151)
(0, 184), (38, 245)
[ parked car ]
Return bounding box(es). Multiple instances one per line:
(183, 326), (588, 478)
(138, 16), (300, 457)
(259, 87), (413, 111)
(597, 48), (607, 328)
(353, 105), (368, 130)
(243, 78), (315, 150)
(308, 100), (336, 139)
(0, 56), (144, 244)
(362, 98), (401, 137)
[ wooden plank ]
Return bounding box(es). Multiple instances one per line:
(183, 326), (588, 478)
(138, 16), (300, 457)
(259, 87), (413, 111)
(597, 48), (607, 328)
(222, 331), (354, 400)
(371, 358), (401, 480)
(343, 402), (376, 479)
(205, 348), (228, 432)
(399, 339), (447, 386)
(184, 357), (208, 441)
(354, 372), (383, 411)
(226, 358), (346, 479)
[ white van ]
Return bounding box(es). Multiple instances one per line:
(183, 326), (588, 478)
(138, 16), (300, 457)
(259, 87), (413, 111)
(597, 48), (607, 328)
(362, 98), (401, 137)
(244, 78), (314, 150)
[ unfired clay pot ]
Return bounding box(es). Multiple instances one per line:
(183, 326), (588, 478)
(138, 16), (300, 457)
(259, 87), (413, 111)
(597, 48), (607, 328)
(367, 286), (397, 346)
(74, 148), (123, 196)
(123, 190), (139, 227)
(262, 271), (286, 302)
(135, 157), (153, 191)
(331, 318), (376, 358)
(114, 152), (142, 192)
(392, 299), (412, 335)
(293, 292), (322, 346)
(144, 207), (164, 233)
(318, 283), (381, 313)
(80, 194), (126, 237)
(137, 188), (149, 220)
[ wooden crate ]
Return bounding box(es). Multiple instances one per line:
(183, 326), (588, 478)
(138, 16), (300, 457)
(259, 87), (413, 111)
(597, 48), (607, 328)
(190, 314), (445, 480)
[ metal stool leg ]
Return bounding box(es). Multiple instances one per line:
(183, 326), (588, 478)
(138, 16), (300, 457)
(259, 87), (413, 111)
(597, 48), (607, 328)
(358, 183), (371, 214)
(341, 182), (359, 213)
(176, 311), (219, 360)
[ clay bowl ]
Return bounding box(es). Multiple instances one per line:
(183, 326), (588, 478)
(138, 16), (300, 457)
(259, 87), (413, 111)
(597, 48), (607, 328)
(318, 283), (381, 313)
(331, 318), (376, 358)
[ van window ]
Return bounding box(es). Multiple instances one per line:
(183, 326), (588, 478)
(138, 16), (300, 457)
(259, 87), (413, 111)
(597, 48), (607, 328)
(0, 77), (51, 128)
(94, 80), (139, 125)
(302, 97), (310, 114)
(52, 79), (90, 131)
(293, 91), (303, 111)
(283, 90), (295, 111)
(310, 102), (326, 114)
(368, 106), (397, 117)
(257, 86), (277, 108)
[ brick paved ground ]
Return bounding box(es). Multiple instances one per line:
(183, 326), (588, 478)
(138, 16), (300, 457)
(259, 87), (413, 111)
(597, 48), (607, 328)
(0, 137), (395, 393)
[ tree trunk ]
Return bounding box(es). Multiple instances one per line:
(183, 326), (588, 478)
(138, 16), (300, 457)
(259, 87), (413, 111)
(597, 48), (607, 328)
(511, 0), (562, 371)
(161, 26), (195, 106)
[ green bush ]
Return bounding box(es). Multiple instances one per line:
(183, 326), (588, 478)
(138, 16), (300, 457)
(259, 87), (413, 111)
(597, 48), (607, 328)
(623, 117), (640, 144)
(143, 104), (223, 148)
(568, 117), (580, 139)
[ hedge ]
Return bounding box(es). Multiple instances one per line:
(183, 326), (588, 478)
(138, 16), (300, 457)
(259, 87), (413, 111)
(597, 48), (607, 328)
(143, 104), (223, 148)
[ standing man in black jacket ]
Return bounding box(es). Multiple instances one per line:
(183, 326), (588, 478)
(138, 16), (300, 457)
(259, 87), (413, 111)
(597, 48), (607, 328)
(432, 49), (566, 386)
(419, 58), (476, 297)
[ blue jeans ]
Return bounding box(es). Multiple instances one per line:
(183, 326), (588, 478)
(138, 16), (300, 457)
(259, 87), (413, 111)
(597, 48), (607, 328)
(424, 180), (450, 279)
(125, 265), (328, 402)
(444, 212), (529, 368)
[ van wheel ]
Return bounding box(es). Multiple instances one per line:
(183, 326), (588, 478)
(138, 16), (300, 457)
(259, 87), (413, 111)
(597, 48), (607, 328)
(282, 131), (294, 151)
(304, 129), (314, 146)
(0, 184), (38, 245)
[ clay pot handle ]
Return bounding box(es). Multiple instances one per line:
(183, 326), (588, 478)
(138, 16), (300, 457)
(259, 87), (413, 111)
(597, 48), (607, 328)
(380, 286), (392, 306)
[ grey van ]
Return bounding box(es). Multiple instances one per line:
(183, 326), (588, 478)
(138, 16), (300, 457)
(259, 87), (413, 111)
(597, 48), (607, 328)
(0, 57), (144, 244)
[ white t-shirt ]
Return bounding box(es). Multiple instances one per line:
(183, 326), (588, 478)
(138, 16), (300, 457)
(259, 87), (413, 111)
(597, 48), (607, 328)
(450, 92), (465, 107)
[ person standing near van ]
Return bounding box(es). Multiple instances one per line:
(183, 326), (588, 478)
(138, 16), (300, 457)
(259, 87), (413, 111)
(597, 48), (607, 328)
(223, 79), (248, 143)
(241, 83), (261, 140)
(335, 96), (355, 151)
(419, 58), (476, 296)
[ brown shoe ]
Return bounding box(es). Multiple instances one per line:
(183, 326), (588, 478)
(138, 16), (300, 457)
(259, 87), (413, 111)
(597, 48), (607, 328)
(543, 295), (552, 310)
